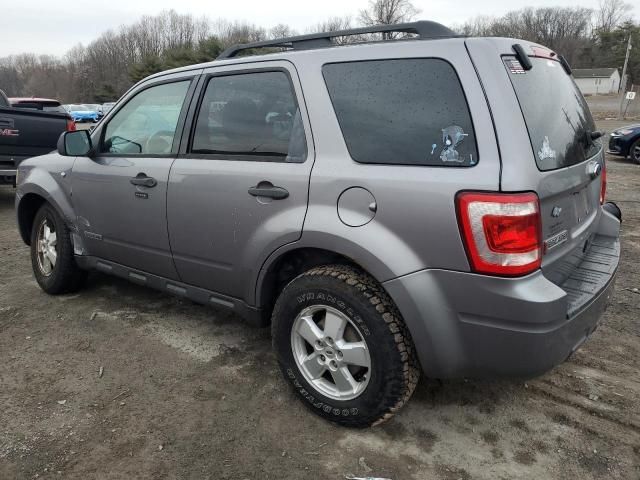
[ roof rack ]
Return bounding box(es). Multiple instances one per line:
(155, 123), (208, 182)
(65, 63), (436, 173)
(217, 20), (456, 60)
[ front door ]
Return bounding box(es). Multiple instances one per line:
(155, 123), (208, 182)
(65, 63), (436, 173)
(167, 62), (314, 299)
(72, 76), (196, 279)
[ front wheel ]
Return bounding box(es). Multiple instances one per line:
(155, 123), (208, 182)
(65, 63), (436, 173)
(272, 265), (420, 427)
(30, 204), (87, 294)
(630, 139), (640, 164)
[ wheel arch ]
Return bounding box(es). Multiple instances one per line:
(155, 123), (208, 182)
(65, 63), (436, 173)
(17, 171), (76, 247)
(254, 237), (403, 325)
(16, 192), (48, 245)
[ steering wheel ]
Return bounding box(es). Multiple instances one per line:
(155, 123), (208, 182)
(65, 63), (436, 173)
(145, 130), (174, 154)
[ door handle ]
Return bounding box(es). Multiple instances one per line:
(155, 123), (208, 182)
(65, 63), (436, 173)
(130, 173), (157, 188)
(248, 183), (289, 200)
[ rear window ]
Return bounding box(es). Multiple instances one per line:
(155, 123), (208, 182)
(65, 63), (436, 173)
(322, 59), (478, 166)
(42, 104), (65, 113)
(505, 56), (601, 171)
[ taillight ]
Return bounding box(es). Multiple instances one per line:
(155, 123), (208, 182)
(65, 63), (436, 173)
(600, 160), (606, 205)
(66, 119), (76, 131)
(456, 192), (542, 276)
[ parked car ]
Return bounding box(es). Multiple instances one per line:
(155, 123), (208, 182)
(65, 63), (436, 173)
(84, 104), (104, 119)
(608, 123), (640, 164)
(66, 104), (99, 123)
(15, 22), (621, 427)
(100, 102), (116, 116)
(1, 89), (74, 184)
(9, 97), (67, 114)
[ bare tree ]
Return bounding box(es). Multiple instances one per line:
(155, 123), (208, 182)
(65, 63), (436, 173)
(595, 0), (632, 34)
(359, 0), (420, 36)
(306, 16), (354, 44)
(269, 24), (298, 40)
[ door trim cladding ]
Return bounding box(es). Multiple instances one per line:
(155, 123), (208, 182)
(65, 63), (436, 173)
(74, 255), (266, 327)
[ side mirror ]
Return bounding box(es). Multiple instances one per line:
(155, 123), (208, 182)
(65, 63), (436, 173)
(57, 130), (93, 156)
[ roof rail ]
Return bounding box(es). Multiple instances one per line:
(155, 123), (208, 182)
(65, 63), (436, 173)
(216, 20), (456, 60)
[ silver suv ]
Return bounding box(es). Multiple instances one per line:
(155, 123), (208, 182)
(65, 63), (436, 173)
(15, 22), (621, 427)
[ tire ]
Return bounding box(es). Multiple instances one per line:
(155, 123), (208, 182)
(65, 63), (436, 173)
(30, 203), (87, 294)
(629, 139), (640, 165)
(272, 264), (420, 427)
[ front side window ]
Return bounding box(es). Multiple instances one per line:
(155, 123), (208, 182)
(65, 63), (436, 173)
(102, 81), (190, 155)
(323, 59), (478, 166)
(191, 71), (307, 163)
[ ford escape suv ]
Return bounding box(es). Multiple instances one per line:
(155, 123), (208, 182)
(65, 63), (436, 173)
(15, 21), (621, 427)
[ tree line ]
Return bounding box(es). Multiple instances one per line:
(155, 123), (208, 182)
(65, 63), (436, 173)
(0, 0), (637, 103)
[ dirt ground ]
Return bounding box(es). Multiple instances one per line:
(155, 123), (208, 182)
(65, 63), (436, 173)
(1, 121), (639, 480)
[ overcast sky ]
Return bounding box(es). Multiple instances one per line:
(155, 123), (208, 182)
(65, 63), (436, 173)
(1, 0), (637, 57)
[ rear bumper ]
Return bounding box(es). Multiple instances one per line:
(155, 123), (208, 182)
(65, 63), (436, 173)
(384, 211), (621, 379)
(0, 155), (20, 180)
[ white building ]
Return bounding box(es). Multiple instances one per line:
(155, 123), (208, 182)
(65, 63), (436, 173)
(573, 68), (620, 95)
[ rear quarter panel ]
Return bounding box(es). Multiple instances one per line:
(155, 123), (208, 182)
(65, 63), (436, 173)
(288, 39), (501, 281)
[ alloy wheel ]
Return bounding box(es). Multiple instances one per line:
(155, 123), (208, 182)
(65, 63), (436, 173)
(35, 218), (57, 276)
(290, 305), (371, 401)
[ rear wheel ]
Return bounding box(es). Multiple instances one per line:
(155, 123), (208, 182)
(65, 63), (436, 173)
(30, 204), (86, 294)
(272, 265), (420, 427)
(630, 139), (640, 164)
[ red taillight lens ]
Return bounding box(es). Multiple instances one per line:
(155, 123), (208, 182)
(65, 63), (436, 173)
(600, 160), (606, 205)
(66, 119), (76, 131)
(456, 192), (542, 276)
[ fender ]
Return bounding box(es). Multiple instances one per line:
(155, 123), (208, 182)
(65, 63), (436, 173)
(251, 220), (424, 307)
(15, 154), (77, 245)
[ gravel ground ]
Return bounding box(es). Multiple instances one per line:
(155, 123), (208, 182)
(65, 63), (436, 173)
(1, 121), (639, 479)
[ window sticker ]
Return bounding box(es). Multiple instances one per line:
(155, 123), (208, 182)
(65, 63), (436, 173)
(506, 58), (526, 74)
(439, 125), (469, 163)
(537, 136), (557, 162)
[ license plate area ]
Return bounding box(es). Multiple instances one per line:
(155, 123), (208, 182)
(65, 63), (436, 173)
(572, 187), (591, 224)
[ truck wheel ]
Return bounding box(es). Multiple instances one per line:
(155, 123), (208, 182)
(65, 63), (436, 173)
(630, 139), (640, 164)
(272, 265), (420, 427)
(30, 204), (87, 294)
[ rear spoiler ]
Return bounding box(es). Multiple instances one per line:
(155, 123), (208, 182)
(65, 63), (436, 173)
(512, 43), (572, 75)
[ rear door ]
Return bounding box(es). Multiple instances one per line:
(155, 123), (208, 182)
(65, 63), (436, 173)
(167, 60), (314, 300)
(466, 39), (606, 285)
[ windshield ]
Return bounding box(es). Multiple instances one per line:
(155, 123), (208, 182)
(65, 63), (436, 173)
(505, 56), (601, 171)
(69, 105), (88, 111)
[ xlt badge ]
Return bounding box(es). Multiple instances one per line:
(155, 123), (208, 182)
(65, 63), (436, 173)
(545, 229), (568, 251)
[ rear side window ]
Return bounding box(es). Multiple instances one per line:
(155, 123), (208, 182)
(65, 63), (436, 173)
(191, 71), (307, 163)
(505, 56), (601, 171)
(323, 59), (478, 166)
